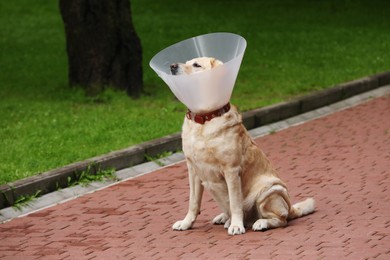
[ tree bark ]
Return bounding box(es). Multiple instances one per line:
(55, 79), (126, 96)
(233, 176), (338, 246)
(59, 0), (143, 97)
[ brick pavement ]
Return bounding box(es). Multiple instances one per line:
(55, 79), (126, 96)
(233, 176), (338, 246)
(0, 94), (389, 259)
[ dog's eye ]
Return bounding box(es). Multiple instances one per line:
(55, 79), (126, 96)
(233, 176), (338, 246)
(192, 63), (202, 68)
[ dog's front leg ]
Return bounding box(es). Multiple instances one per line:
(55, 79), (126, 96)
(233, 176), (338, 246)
(172, 163), (204, 231)
(225, 167), (246, 235)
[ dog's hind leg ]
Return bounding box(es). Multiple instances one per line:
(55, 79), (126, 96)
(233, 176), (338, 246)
(207, 183), (231, 227)
(252, 193), (289, 231)
(212, 212), (231, 229)
(212, 212), (230, 225)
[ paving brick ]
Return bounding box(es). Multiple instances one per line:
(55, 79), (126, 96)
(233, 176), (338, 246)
(1, 95), (389, 259)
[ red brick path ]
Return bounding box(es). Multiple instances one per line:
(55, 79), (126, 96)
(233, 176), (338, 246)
(1, 96), (389, 259)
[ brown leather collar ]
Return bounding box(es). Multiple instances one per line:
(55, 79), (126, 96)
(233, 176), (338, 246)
(186, 103), (231, 124)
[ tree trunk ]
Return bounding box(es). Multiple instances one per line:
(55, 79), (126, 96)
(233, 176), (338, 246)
(59, 0), (143, 97)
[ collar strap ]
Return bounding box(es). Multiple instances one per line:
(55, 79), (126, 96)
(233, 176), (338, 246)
(186, 103), (231, 124)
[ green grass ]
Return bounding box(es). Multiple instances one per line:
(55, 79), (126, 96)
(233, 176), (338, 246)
(67, 164), (117, 188)
(1, 0), (389, 185)
(12, 190), (42, 211)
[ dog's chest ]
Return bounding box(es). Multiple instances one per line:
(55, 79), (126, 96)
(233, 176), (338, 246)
(183, 132), (221, 165)
(184, 137), (225, 185)
(182, 122), (233, 183)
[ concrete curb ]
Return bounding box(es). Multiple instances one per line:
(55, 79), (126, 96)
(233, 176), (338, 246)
(2, 85), (388, 223)
(1, 71), (389, 209)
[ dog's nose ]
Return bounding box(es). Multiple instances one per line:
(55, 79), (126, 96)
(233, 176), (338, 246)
(170, 63), (179, 75)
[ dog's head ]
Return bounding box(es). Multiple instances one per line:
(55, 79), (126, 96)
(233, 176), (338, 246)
(170, 57), (223, 75)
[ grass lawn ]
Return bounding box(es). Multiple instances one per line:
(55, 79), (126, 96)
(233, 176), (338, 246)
(0, 0), (389, 185)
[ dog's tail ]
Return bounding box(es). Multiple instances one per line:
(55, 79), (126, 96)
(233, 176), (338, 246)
(288, 198), (315, 220)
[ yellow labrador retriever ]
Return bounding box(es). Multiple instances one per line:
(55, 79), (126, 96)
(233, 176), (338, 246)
(170, 57), (315, 235)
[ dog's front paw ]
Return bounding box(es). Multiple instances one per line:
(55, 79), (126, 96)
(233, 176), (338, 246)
(228, 223), (246, 235)
(212, 213), (230, 225)
(172, 219), (193, 231)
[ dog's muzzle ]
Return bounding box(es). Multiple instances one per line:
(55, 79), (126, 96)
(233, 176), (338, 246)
(170, 64), (179, 75)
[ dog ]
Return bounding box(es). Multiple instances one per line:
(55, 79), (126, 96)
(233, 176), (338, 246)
(170, 57), (223, 75)
(170, 57), (315, 235)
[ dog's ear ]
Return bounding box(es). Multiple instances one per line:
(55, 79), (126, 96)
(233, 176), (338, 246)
(211, 58), (223, 68)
